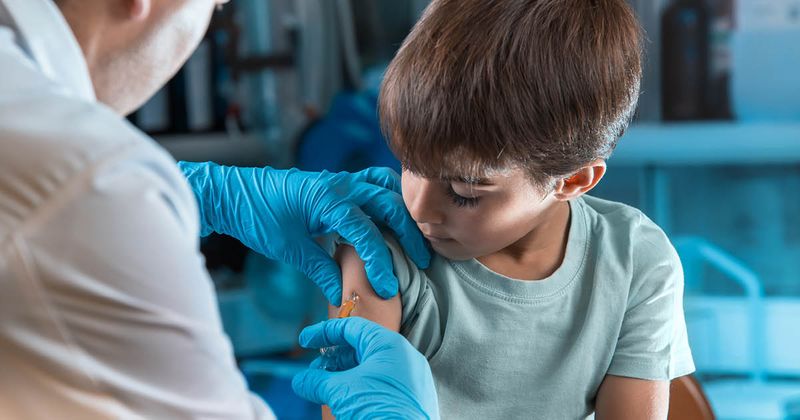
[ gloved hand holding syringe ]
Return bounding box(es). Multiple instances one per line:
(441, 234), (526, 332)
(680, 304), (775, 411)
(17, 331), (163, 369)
(319, 292), (360, 370)
(292, 317), (440, 419)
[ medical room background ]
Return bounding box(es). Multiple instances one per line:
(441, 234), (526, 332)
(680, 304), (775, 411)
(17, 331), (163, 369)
(136, 0), (800, 418)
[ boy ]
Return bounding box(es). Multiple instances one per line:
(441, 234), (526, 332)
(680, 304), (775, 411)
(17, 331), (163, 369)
(325, 0), (695, 418)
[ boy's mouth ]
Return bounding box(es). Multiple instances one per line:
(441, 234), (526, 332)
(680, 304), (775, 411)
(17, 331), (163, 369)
(418, 224), (454, 242)
(423, 233), (453, 243)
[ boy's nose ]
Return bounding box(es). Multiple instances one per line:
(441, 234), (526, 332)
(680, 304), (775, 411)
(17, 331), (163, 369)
(406, 183), (445, 225)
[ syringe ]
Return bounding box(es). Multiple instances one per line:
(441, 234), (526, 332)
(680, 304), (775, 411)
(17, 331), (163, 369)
(319, 292), (360, 370)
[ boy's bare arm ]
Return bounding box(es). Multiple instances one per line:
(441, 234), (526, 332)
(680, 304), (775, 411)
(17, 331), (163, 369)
(322, 244), (403, 420)
(329, 244), (402, 329)
(594, 375), (669, 420)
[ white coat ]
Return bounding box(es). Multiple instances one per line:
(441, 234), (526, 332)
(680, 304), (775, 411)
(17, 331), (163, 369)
(0, 0), (275, 418)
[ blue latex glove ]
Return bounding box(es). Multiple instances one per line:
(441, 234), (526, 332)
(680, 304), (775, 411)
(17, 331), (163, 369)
(179, 162), (430, 305)
(292, 318), (440, 420)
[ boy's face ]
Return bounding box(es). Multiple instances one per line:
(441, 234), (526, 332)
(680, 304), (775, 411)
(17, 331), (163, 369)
(401, 167), (561, 261)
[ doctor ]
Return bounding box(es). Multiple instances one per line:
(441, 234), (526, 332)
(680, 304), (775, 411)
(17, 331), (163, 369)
(0, 0), (438, 418)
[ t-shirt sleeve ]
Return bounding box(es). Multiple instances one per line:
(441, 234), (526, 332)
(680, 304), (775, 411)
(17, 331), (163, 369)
(607, 226), (696, 381)
(382, 234), (443, 360)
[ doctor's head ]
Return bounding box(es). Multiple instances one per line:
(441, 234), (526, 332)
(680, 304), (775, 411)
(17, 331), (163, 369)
(54, 0), (230, 115)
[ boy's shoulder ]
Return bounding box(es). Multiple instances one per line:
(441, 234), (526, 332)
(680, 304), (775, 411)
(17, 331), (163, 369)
(580, 195), (667, 237)
(578, 195), (678, 263)
(579, 194), (650, 223)
(578, 195), (684, 303)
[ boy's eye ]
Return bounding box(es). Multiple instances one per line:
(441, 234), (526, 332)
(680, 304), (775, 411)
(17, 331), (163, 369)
(446, 185), (481, 208)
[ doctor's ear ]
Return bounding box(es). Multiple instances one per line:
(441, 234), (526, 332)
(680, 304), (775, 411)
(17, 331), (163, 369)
(552, 159), (607, 201)
(124, 0), (152, 21)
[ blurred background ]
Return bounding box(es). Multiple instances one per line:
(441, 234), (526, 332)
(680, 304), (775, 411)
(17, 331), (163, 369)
(137, 1), (800, 418)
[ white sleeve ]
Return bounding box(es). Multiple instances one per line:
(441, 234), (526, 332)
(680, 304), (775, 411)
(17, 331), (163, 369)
(4, 142), (275, 419)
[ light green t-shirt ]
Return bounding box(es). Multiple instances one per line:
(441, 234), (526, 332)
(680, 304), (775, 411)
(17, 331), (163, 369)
(377, 196), (694, 419)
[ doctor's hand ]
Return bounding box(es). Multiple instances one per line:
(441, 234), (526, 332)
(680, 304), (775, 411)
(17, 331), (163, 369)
(178, 162), (430, 305)
(292, 317), (440, 420)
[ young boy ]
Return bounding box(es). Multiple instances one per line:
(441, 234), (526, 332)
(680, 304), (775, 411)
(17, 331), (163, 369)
(325, 0), (695, 418)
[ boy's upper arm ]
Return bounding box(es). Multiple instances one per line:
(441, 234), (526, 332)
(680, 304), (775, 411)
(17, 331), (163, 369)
(329, 244), (402, 332)
(595, 375), (669, 420)
(321, 232), (441, 359)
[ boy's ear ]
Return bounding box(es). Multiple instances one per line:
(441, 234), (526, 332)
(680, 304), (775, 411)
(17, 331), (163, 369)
(553, 159), (607, 201)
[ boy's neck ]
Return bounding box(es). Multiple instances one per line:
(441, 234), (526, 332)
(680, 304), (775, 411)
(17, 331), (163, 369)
(477, 200), (572, 281)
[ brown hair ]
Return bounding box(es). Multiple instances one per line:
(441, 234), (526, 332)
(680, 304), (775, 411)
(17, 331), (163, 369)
(379, 0), (643, 187)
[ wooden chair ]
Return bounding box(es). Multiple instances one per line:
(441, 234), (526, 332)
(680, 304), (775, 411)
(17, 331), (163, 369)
(669, 375), (715, 420)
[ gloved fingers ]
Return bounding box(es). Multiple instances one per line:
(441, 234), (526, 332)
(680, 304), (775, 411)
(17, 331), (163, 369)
(323, 204), (399, 300)
(359, 188), (431, 269)
(293, 237), (344, 306)
(298, 319), (346, 349)
(291, 367), (336, 405)
(329, 347), (359, 370)
(311, 346), (359, 372)
(351, 167), (402, 194)
(299, 318), (395, 359)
